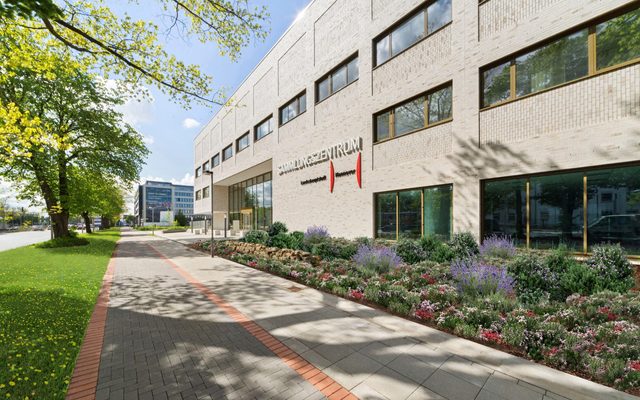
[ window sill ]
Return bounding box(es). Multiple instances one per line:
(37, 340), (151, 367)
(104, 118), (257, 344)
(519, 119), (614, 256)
(373, 118), (452, 145)
(373, 22), (452, 70)
(315, 78), (359, 105)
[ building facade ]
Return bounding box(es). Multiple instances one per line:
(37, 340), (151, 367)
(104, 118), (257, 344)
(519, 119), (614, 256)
(135, 181), (194, 226)
(193, 0), (640, 255)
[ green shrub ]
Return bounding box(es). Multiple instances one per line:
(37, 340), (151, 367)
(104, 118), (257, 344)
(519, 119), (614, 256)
(268, 221), (288, 237)
(587, 244), (635, 293)
(395, 238), (427, 264)
(558, 262), (598, 298)
(388, 300), (411, 316)
(267, 232), (294, 248)
(35, 235), (89, 248)
(354, 237), (373, 247)
(449, 232), (479, 257)
(454, 323), (478, 338)
(290, 231), (305, 250)
(244, 229), (269, 244)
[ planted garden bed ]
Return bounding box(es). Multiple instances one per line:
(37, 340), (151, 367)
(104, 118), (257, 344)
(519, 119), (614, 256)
(191, 223), (640, 395)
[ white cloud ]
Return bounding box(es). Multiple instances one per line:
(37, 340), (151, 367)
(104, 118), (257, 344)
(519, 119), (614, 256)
(0, 179), (43, 212)
(142, 135), (155, 145)
(182, 118), (201, 129)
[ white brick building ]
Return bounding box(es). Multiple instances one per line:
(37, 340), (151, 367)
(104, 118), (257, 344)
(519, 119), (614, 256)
(193, 0), (640, 255)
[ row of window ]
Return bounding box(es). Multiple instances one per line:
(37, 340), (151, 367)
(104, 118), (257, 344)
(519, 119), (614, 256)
(482, 6), (640, 108)
(195, 186), (210, 201)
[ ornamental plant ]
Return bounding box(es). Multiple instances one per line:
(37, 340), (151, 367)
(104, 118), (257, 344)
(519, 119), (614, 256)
(450, 258), (515, 297)
(394, 238), (427, 264)
(479, 235), (517, 259)
(449, 232), (479, 258)
(352, 244), (402, 274)
(304, 225), (330, 245)
(243, 229), (269, 244)
(587, 244), (635, 293)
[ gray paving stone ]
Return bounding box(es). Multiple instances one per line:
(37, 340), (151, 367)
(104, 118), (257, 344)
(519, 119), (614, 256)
(438, 356), (492, 387)
(423, 369), (481, 400)
(362, 367), (421, 400)
(481, 373), (544, 400)
(387, 353), (438, 384)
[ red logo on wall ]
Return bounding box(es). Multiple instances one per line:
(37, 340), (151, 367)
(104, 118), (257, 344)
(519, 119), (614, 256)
(329, 152), (362, 193)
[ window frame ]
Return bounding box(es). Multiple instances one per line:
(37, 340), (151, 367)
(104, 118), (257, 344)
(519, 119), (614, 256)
(315, 52), (359, 104)
(203, 160), (210, 172)
(195, 166), (202, 178)
(373, 0), (452, 68)
(479, 4), (640, 110)
(374, 183), (454, 241)
(202, 186), (210, 199)
(373, 81), (453, 144)
(480, 160), (640, 258)
(254, 115), (274, 141)
(195, 190), (202, 201)
(222, 144), (233, 161)
(211, 153), (220, 168)
(236, 131), (250, 153)
(279, 91), (307, 126)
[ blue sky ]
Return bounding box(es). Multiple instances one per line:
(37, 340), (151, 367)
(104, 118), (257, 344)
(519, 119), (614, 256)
(2, 0), (311, 212)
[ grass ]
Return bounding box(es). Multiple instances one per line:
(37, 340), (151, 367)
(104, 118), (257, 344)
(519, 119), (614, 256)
(0, 230), (119, 400)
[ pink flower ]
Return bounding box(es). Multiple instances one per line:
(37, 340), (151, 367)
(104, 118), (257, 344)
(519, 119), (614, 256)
(420, 273), (437, 284)
(247, 261), (257, 267)
(479, 329), (502, 343)
(349, 289), (364, 301)
(415, 309), (434, 320)
(629, 361), (640, 371)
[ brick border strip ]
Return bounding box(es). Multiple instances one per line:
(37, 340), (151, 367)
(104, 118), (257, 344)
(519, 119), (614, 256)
(146, 243), (358, 400)
(65, 245), (118, 400)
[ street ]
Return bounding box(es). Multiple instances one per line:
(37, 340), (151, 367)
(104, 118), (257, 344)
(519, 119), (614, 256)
(0, 230), (52, 252)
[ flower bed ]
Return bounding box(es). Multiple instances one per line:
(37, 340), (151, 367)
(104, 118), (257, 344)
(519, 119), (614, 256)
(191, 228), (640, 395)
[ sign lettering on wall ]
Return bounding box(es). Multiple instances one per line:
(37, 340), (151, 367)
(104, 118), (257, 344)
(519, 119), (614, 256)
(277, 137), (363, 175)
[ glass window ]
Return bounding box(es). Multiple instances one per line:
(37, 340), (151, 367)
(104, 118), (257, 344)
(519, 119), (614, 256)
(392, 10), (425, 58)
(427, 0), (452, 34)
(399, 190), (422, 239)
(424, 184), (452, 240)
(223, 145), (233, 161)
(299, 93), (306, 113)
(203, 160), (210, 172)
(428, 85), (452, 124)
(596, 8), (640, 70)
(529, 172), (584, 251)
(195, 167), (201, 178)
(280, 92), (306, 125)
(203, 186), (210, 198)
(376, 35), (391, 65)
(347, 57), (359, 83)
(482, 179), (527, 244)
(376, 112), (391, 141)
(376, 192), (397, 239)
(317, 78), (330, 102)
(236, 132), (250, 152)
(586, 165), (640, 255)
(331, 65), (347, 92)
(255, 117), (273, 141)
(482, 61), (511, 107)
(394, 97), (425, 136)
(195, 190), (201, 200)
(516, 29), (588, 97)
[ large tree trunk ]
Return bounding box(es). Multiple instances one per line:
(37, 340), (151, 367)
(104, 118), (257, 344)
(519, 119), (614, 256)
(81, 212), (92, 234)
(53, 150), (72, 239)
(101, 215), (112, 229)
(50, 212), (70, 238)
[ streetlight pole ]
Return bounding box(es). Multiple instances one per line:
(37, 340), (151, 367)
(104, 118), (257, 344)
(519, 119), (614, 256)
(149, 206), (155, 235)
(204, 170), (214, 258)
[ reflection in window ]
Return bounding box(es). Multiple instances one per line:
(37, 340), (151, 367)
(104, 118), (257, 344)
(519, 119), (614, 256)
(236, 132), (250, 152)
(202, 186), (210, 198)
(212, 153), (220, 167)
(332, 65), (347, 92)
(280, 92), (306, 125)
(392, 11), (425, 59)
(596, 8), (640, 70)
(399, 190), (422, 239)
(394, 98), (425, 136)
(428, 85), (452, 124)
(376, 192), (397, 239)
(223, 144), (233, 161)
(482, 179), (527, 245)
(428, 0), (452, 34)
(376, 35), (391, 65)
(516, 30), (588, 97)
(424, 185), (453, 240)
(254, 116), (273, 141)
(376, 112), (391, 142)
(482, 61), (511, 107)
(316, 55), (359, 103)
(228, 172), (272, 230)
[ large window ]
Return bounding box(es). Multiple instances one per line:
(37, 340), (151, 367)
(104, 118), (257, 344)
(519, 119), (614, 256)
(202, 186), (210, 199)
(482, 164), (640, 255)
(375, 184), (453, 240)
(195, 166), (201, 178)
(316, 54), (359, 103)
(254, 115), (273, 141)
(375, 0), (452, 66)
(228, 172), (272, 231)
(145, 186), (172, 223)
(279, 91), (307, 126)
(222, 144), (233, 161)
(236, 132), (250, 152)
(374, 83), (452, 142)
(212, 153), (220, 167)
(481, 6), (640, 108)
(195, 190), (202, 201)
(203, 160), (210, 172)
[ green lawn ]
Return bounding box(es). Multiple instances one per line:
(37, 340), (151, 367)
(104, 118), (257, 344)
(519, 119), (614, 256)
(0, 230), (119, 400)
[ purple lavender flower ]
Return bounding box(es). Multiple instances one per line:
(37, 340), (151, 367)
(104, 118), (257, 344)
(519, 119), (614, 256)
(353, 245), (402, 274)
(480, 235), (517, 259)
(304, 225), (331, 246)
(450, 258), (515, 297)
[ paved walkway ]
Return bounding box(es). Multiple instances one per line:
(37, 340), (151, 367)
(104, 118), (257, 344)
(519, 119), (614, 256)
(69, 232), (638, 400)
(0, 230), (51, 251)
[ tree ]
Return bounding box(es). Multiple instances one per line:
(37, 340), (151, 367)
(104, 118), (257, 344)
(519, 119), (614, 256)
(0, 27), (148, 238)
(0, 0), (269, 107)
(174, 209), (188, 227)
(68, 168), (125, 233)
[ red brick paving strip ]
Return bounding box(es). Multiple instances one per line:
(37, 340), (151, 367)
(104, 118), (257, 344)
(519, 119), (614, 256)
(65, 246), (118, 400)
(147, 243), (358, 400)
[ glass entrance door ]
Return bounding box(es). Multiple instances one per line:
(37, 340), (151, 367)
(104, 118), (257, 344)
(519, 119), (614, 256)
(240, 208), (253, 230)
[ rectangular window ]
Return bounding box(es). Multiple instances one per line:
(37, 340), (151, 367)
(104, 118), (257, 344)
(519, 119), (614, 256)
(212, 153), (220, 167)
(202, 186), (210, 199)
(375, 184), (453, 240)
(279, 91), (307, 125)
(374, 0), (452, 66)
(374, 82), (452, 143)
(315, 54), (359, 103)
(195, 167), (201, 178)
(203, 160), (210, 172)
(195, 190), (201, 200)
(222, 144), (233, 161)
(481, 163), (640, 255)
(254, 116), (273, 141)
(236, 132), (250, 152)
(480, 6), (640, 108)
